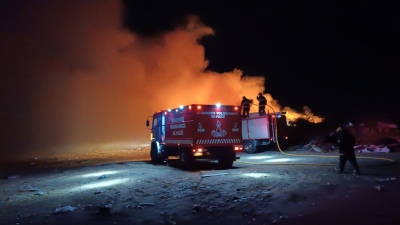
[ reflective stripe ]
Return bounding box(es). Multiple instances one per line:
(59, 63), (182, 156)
(165, 139), (193, 144)
(195, 139), (241, 144)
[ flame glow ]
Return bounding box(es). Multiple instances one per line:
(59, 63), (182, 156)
(0, 0), (323, 159)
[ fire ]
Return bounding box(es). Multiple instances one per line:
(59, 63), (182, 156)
(239, 92), (323, 124)
(0, 1), (323, 159)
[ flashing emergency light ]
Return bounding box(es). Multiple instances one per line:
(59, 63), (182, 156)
(179, 105), (184, 109)
(175, 109), (178, 112)
(188, 105), (192, 109)
(234, 106), (238, 110)
(216, 103), (221, 108)
(168, 109), (171, 112)
(197, 105), (202, 109)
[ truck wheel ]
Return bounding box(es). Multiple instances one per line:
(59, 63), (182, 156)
(218, 159), (233, 168)
(244, 140), (257, 154)
(179, 149), (195, 169)
(179, 149), (194, 164)
(150, 141), (166, 163)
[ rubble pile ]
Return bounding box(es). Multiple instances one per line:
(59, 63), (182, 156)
(292, 120), (400, 153)
(297, 135), (400, 153)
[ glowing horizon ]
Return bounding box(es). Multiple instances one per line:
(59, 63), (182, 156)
(0, 0), (323, 158)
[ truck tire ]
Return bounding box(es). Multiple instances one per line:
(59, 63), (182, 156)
(179, 149), (194, 164)
(179, 149), (194, 169)
(244, 140), (257, 154)
(218, 148), (235, 168)
(150, 141), (166, 163)
(218, 159), (234, 168)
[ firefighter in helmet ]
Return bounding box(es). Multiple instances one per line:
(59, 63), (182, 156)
(256, 92), (267, 116)
(241, 96), (251, 118)
(333, 122), (360, 175)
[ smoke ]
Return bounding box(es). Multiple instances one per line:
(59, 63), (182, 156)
(0, 1), (322, 159)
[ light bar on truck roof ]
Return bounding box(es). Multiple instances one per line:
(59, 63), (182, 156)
(216, 103), (221, 108)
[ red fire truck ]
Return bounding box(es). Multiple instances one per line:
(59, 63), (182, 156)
(146, 104), (243, 168)
(242, 111), (290, 154)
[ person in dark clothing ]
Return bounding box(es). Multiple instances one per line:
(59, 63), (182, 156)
(241, 96), (251, 117)
(335, 123), (360, 175)
(256, 92), (267, 116)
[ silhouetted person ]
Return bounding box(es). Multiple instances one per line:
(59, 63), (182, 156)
(256, 92), (267, 116)
(334, 123), (360, 175)
(241, 96), (251, 118)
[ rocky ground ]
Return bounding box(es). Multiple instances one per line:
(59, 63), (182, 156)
(1, 148), (400, 225)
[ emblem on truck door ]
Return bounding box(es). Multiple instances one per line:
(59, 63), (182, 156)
(197, 122), (205, 132)
(211, 120), (227, 137)
(232, 122), (239, 132)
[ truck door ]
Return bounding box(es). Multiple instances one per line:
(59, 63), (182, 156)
(152, 112), (165, 143)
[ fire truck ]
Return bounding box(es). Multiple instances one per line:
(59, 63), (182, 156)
(242, 111), (290, 154)
(146, 104), (243, 168)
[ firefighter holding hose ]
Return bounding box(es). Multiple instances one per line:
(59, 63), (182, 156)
(330, 122), (361, 175)
(241, 96), (251, 118)
(256, 92), (267, 116)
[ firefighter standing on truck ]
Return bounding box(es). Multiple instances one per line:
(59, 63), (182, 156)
(257, 92), (267, 116)
(241, 96), (251, 118)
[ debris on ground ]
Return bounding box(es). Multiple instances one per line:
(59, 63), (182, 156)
(355, 145), (391, 153)
(54, 206), (77, 214)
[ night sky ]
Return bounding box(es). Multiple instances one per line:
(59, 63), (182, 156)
(123, 0), (400, 124)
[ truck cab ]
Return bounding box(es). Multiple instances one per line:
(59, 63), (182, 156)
(146, 104), (243, 168)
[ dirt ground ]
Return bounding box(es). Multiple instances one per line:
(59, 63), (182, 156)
(1, 148), (400, 225)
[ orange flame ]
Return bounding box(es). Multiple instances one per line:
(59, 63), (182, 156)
(0, 1), (323, 157)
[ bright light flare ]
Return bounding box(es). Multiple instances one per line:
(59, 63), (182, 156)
(247, 155), (275, 160)
(242, 172), (271, 178)
(266, 158), (298, 163)
(216, 103), (221, 107)
(234, 146), (242, 151)
(71, 178), (130, 191)
(80, 170), (121, 178)
(193, 148), (203, 152)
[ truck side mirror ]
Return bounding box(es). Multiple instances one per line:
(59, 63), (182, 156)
(146, 120), (149, 127)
